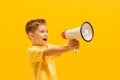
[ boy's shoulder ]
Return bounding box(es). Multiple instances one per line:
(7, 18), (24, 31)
(27, 44), (58, 51)
(27, 44), (56, 48)
(47, 43), (58, 48)
(47, 44), (54, 47)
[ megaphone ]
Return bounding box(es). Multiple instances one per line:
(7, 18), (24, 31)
(62, 22), (94, 52)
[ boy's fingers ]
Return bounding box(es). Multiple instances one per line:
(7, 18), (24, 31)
(68, 39), (80, 50)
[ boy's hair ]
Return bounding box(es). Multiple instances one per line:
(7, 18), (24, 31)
(25, 19), (46, 34)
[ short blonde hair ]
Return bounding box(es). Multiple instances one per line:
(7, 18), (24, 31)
(25, 19), (46, 34)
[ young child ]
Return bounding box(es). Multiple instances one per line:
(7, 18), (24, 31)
(25, 19), (79, 80)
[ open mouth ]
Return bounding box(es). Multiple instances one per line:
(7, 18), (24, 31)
(43, 38), (47, 41)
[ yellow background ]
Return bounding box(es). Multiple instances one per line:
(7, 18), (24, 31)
(0, 0), (120, 80)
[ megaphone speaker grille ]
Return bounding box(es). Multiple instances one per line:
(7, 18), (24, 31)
(80, 22), (94, 42)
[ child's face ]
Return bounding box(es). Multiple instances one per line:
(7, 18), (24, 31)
(31, 24), (48, 46)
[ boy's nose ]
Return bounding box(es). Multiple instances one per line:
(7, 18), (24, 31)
(44, 32), (48, 36)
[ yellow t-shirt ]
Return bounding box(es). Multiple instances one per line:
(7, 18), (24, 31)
(27, 44), (57, 80)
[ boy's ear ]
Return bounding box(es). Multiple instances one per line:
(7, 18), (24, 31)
(28, 32), (34, 40)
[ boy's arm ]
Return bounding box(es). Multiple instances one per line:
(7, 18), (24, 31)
(43, 39), (79, 56)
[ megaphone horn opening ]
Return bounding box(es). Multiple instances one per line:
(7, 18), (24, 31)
(80, 22), (94, 42)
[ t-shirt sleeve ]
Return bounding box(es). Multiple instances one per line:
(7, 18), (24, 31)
(27, 48), (44, 63)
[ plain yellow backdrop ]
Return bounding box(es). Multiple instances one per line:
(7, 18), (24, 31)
(0, 0), (120, 80)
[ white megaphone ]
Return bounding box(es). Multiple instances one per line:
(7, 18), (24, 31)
(62, 22), (94, 52)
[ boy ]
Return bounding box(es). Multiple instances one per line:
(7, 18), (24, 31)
(25, 19), (79, 80)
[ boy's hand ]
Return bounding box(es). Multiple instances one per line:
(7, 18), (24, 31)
(68, 39), (79, 50)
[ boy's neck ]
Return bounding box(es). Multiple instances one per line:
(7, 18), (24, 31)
(32, 43), (47, 47)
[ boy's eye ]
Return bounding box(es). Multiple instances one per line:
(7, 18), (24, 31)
(40, 31), (44, 33)
(40, 30), (48, 33)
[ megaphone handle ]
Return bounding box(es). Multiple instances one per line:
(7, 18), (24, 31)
(74, 48), (78, 53)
